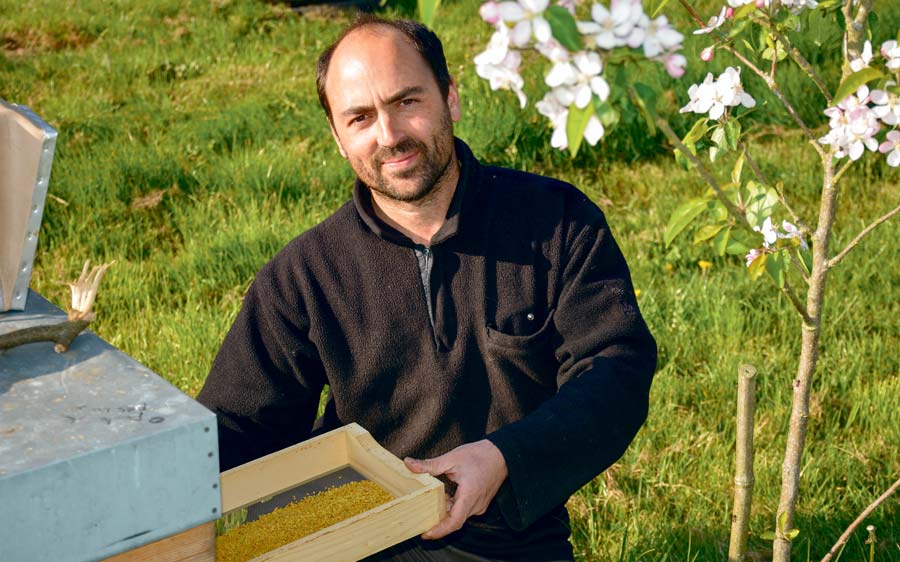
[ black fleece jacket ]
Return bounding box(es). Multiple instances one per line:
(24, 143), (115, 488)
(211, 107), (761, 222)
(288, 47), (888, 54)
(197, 138), (657, 561)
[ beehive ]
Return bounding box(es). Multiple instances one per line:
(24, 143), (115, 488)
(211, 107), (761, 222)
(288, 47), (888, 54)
(0, 291), (221, 562)
(0, 99), (56, 312)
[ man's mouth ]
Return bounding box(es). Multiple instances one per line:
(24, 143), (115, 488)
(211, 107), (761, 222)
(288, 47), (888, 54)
(381, 151), (419, 170)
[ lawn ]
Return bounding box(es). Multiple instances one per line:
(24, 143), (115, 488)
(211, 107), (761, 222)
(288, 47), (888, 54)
(2, 0), (899, 559)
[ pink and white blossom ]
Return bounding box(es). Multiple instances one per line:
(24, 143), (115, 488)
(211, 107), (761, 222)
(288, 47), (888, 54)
(754, 217), (778, 248)
(577, 0), (644, 50)
(479, 1), (502, 25)
(745, 248), (763, 267)
(694, 7), (727, 35)
(474, 28), (528, 108)
(879, 130), (900, 167)
(727, 0), (754, 6)
(849, 40), (873, 73)
(820, 86), (882, 161)
(679, 67), (755, 119)
(498, 0), (552, 47)
(870, 86), (900, 126)
(881, 40), (900, 71)
(779, 220), (808, 250)
(663, 50), (687, 78)
(536, 89), (605, 149)
(639, 14), (684, 58)
(545, 51), (610, 109)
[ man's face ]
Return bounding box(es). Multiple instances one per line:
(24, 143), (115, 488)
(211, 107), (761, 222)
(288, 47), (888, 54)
(324, 26), (461, 203)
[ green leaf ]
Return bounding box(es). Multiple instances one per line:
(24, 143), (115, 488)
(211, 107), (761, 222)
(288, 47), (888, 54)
(566, 102), (594, 158)
(728, 18), (750, 38)
(748, 253), (767, 280)
(760, 530), (777, 541)
(834, 68), (885, 104)
(709, 146), (719, 163)
(417, 0), (441, 28)
(766, 250), (786, 288)
(777, 511), (789, 533)
(710, 125), (725, 146)
(684, 117), (711, 145)
(732, 150), (746, 184)
(726, 237), (751, 256)
(713, 226), (731, 256)
(724, 119), (741, 151)
(649, 0), (672, 18)
(744, 181), (779, 229)
(733, 3), (757, 20)
(665, 198), (710, 247)
(546, 6), (582, 52)
(693, 223), (726, 244)
(631, 83), (658, 136)
(593, 100), (620, 129)
(785, 528), (800, 541)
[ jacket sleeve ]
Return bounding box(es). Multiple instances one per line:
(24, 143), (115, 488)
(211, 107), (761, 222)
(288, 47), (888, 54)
(486, 201), (657, 530)
(196, 259), (326, 472)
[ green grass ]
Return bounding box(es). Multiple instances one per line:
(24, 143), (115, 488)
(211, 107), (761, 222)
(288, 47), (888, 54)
(3, 0), (899, 560)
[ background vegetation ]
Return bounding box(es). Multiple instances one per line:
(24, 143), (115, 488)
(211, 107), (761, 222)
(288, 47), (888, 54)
(2, 0), (898, 559)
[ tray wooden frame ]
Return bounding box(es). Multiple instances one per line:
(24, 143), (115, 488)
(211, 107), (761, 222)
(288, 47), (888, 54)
(220, 423), (445, 562)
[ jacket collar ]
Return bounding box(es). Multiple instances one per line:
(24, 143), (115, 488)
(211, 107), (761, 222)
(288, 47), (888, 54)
(352, 137), (477, 247)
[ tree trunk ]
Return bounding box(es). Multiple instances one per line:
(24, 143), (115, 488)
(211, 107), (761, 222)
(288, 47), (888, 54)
(772, 158), (839, 562)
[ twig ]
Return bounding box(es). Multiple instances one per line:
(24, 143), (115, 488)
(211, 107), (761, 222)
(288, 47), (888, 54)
(0, 320), (92, 353)
(676, 0), (707, 30)
(720, 44), (826, 157)
(833, 158), (855, 187)
(739, 141), (812, 237)
(782, 279), (812, 323)
(758, 19), (833, 105)
(0, 259), (113, 353)
(828, 202), (900, 269)
(786, 250), (810, 285)
(820, 476), (900, 562)
(654, 116), (748, 225)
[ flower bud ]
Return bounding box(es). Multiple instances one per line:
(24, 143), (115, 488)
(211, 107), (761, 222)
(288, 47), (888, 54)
(700, 46), (715, 62)
(755, 0), (767, 8)
(725, 7), (734, 18)
(479, 1), (502, 25)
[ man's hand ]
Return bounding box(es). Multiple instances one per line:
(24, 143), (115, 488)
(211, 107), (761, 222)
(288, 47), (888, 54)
(404, 439), (508, 540)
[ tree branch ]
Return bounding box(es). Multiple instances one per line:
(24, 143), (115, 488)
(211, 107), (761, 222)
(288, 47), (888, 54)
(842, 0), (875, 80)
(721, 43), (826, 157)
(739, 141), (813, 237)
(758, 19), (833, 105)
(820, 476), (900, 562)
(655, 116), (748, 225)
(833, 158), (854, 186)
(828, 202), (900, 269)
(782, 279), (811, 323)
(0, 319), (92, 353)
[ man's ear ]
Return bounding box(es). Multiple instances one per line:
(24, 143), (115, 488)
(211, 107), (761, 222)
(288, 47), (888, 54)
(447, 77), (461, 123)
(329, 121), (348, 159)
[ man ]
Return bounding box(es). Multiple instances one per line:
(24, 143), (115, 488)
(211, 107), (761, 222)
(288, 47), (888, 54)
(197, 15), (656, 562)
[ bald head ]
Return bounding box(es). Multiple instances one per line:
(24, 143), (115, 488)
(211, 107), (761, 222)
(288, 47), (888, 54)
(315, 16), (451, 123)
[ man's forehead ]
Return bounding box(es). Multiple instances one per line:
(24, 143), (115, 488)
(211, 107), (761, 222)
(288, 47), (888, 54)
(326, 26), (432, 90)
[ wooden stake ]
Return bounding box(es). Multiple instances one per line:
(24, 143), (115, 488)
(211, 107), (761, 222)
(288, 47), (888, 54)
(729, 364), (757, 562)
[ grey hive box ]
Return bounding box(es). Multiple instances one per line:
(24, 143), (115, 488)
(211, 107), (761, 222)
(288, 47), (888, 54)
(0, 291), (221, 562)
(0, 99), (56, 312)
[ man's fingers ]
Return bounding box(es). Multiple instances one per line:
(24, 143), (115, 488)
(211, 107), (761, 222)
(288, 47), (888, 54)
(404, 455), (450, 477)
(422, 492), (471, 540)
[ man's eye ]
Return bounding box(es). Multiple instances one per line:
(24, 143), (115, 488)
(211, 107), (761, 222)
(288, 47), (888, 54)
(400, 98), (417, 106)
(350, 115), (368, 125)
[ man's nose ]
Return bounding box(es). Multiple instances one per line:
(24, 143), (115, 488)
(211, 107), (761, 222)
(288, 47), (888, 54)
(376, 111), (403, 148)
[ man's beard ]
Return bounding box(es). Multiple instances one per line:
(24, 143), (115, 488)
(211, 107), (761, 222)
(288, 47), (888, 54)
(353, 108), (455, 204)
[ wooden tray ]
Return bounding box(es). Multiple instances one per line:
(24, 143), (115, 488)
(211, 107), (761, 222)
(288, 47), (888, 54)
(219, 423), (445, 562)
